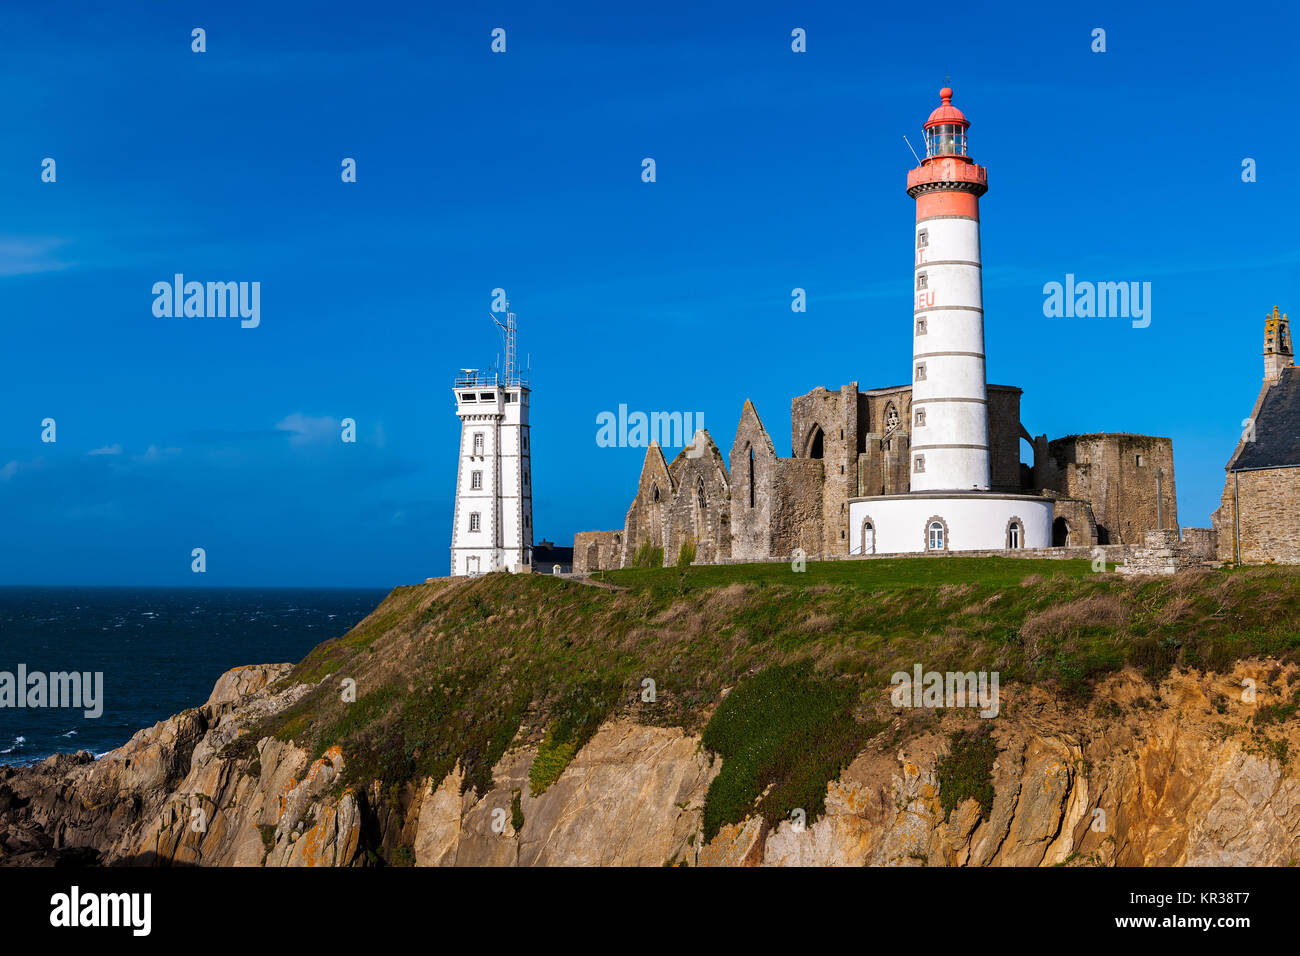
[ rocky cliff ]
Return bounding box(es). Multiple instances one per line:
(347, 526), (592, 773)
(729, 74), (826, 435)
(4, 657), (1299, 866)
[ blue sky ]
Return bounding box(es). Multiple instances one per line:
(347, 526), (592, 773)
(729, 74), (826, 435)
(0, 0), (1293, 586)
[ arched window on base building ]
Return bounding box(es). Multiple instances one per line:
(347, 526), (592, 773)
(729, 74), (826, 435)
(925, 517), (949, 552)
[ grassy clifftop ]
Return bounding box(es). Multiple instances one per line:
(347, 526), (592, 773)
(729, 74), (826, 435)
(229, 558), (1300, 841)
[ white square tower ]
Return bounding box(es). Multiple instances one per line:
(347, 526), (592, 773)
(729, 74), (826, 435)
(449, 306), (533, 576)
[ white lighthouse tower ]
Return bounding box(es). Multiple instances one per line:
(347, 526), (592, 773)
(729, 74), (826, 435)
(908, 87), (991, 492)
(847, 88), (1053, 554)
(449, 304), (533, 576)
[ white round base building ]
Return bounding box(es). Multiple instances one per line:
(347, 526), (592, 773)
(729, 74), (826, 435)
(848, 493), (1053, 555)
(844, 88), (1055, 555)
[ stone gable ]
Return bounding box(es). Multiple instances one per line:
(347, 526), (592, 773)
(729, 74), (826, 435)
(621, 444), (674, 566)
(663, 431), (732, 565)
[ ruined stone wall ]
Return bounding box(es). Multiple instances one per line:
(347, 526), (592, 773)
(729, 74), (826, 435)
(1181, 527), (1219, 562)
(791, 385), (857, 557)
(1117, 529), (1197, 576)
(1214, 468), (1300, 564)
(572, 530), (623, 574)
(857, 386), (912, 497)
(663, 436), (732, 566)
(881, 431), (911, 497)
(857, 429), (909, 496)
(770, 458), (824, 558)
(1042, 434), (1178, 545)
(1211, 493), (1231, 564)
(573, 384), (1154, 570)
(987, 385), (1024, 492)
(855, 392), (872, 455)
(1036, 493), (1098, 548)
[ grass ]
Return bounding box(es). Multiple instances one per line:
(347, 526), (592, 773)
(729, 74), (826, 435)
(217, 558), (1300, 858)
(633, 541), (664, 568)
(936, 726), (999, 821)
(605, 555), (1095, 592)
(1253, 687), (1300, 726)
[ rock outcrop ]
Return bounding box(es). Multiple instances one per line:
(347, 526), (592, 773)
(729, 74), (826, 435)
(3, 660), (1300, 866)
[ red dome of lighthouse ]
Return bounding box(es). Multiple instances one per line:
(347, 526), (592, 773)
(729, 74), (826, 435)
(924, 87), (970, 129)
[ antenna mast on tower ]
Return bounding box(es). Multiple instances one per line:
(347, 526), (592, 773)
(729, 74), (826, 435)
(489, 301), (519, 385)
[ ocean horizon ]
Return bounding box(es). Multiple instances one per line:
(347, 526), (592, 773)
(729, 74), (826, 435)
(0, 585), (388, 766)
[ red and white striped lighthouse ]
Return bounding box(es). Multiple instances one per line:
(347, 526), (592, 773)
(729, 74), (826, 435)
(906, 87), (991, 492)
(849, 87), (1053, 554)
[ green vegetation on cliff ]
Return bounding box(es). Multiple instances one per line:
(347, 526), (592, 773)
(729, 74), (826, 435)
(936, 726), (999, 821)
(699, 662), (881, 840)
(528, 676), (622, 795)
(226, 558), (1300, 838)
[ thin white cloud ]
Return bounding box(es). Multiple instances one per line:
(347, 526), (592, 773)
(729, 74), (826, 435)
(0, 236), (74, 277)
(131, 445), (180, 463)
(277, 413), (339, 447)
(88, 444), (123, 456)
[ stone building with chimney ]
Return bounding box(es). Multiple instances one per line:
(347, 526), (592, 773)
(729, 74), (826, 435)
(1213, 307), (1300, 564)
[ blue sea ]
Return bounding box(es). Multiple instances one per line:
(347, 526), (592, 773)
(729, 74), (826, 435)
(0, 587), (388, 766)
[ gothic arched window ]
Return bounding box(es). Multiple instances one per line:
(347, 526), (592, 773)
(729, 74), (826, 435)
(808, 425), (824, 459)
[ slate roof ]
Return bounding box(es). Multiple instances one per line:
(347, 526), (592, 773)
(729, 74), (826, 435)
(1235, 367), (1300, 470)
(532, 542), (574, 571)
